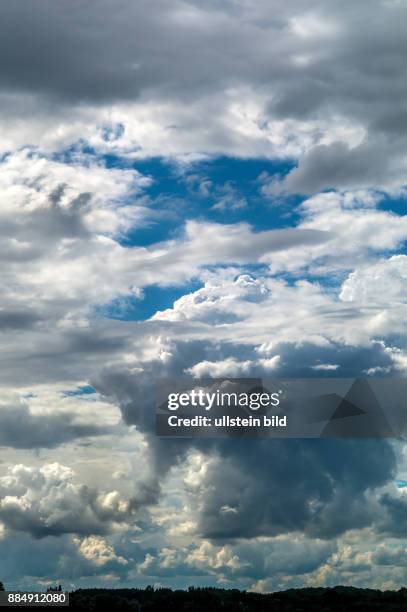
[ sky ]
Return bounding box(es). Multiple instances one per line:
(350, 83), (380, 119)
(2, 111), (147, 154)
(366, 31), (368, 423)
(0, 0), (406, 593)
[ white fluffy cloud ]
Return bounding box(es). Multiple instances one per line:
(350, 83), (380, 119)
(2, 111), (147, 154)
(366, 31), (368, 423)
(0, 463), (133, 538)
(150, 266), (407, 352)
(75, 536), (128, 567)
(340, 255), (407, 304)
(0, 0), (405, 592)
(264, 191), (407, 273)
(186, 355), (281, 377)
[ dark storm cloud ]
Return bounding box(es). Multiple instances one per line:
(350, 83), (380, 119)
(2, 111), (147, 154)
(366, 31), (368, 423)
(376, 493), (407, 537)
(191, 438), (395, 540)
(93, 339), (398, 541)
(93, 338), (399, 431)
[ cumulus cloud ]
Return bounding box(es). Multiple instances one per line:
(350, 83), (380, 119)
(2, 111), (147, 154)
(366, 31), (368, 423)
(0, 149), (333, 330)
(167, 440), (396, 540)
(91, 353), (400, 555)
(186, 356), (280, 377)
(0, 149), (151, 327)
(0, 0), (406, 592)
(340, 255), (407, 304)
(75, 536), (128, 568)
(149, 268), (407, 353)
(184, 536), (335, 581)
(0, 463), (133, 538)
(153, 274), (269, 324)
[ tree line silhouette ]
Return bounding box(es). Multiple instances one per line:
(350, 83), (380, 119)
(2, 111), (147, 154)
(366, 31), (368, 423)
(3, 583), (407, 610)
(63, 585), (407, 611)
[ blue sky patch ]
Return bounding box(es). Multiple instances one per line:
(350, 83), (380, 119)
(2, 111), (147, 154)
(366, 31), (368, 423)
(95, 281), (203, 321)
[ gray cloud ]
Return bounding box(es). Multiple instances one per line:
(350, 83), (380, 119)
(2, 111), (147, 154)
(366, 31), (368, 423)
(0, 0), (406, 592)
(1, 0), (407, 188)
(184, 438), (395, 540)
(268, 140), (407, 194)
(272, 142), (384, 194)
(0, 532), (138, 585)
(0, 401), (110, 449)
(0, 309), (42, 331)
(92, 341), (399, 542)
(0, 0), (404, 116)
(376, 493), (407, 537)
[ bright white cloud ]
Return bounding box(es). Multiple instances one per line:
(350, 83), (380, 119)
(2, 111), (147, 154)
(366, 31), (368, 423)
(340, 255), (407, 304)
(76, 536), (128, 567)
(0, 0), (405, 592)
(0, 463), (132, 537)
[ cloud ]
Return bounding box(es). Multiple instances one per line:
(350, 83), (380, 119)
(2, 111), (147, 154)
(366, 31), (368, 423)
(93, 347), (400, 547)
(75, 536), (128, 568)
(265, 140), (407, 195)
(186, 355), (280, 377)
(0, 149), (149, 231)
(0, 387), (121, 449)
(0, 150), (333, 330)
(267, 191), (407, 273)
(0, 150), (153, 327)
(169, 440), (396, 540)
(0, 0), (405, 592)
(0, 530), (142, 587)
(376, 491), (407, 536)
(340, 255), (407, 304)
(153, 275), (269, 324)
(0, 0), (406, 179)
(373, 544), (407, 567)
(207, 536), (334, 579)
(0, 463), (133, 538)
(149, 267), (406, 352)
(310, 363), (339, 371)
(136, 535), (335, 584)
(0, 400), (110, 449)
